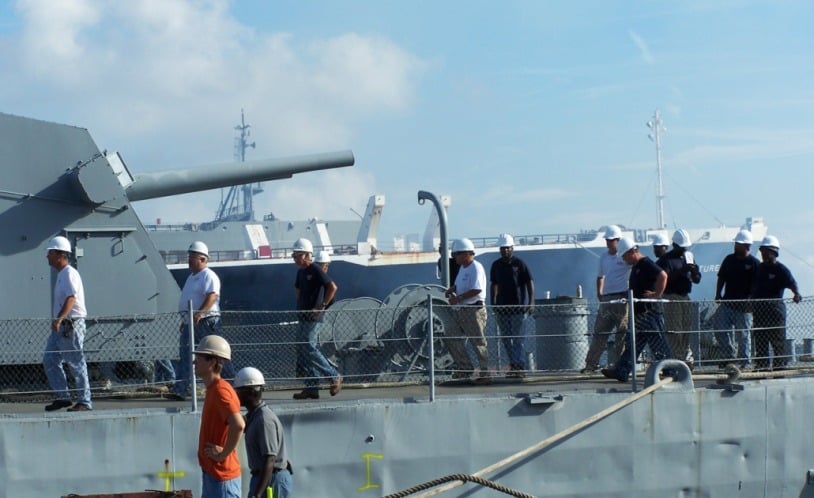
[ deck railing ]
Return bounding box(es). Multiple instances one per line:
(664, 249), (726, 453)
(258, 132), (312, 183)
(1, 296), (812, 404)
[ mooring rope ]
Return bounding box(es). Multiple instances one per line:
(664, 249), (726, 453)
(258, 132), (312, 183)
(380, 473), (535, 498)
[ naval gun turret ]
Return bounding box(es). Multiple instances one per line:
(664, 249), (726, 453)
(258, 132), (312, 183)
(0, 112), (354, 367)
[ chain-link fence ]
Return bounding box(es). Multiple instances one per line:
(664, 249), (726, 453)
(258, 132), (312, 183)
(2, 296), (813, 403)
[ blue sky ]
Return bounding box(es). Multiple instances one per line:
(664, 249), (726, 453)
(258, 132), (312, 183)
(2, 0), (814, 287)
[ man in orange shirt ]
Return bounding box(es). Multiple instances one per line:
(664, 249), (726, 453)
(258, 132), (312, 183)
(194, 335), (244, 497)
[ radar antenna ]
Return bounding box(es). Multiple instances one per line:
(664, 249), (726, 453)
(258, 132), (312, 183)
(647, 110), (666, 229)
(215, 109), (258, 221)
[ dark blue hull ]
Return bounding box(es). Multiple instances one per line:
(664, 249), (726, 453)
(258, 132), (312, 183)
(171, 242), (731, 311)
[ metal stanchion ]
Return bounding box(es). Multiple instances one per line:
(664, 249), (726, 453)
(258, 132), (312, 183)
(427, 295), (435, 402)
(188, 300), (197, 413)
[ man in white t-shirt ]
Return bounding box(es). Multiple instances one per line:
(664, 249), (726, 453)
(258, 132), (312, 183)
(43, 236), (92, 412)
(581, 225), (631, 373)
(444, 238), (491, 385)
(172, 241), (233, 399)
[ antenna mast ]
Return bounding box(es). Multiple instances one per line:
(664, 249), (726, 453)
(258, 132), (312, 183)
(215, 109), (257, 222)
(647, 110), (666, 229)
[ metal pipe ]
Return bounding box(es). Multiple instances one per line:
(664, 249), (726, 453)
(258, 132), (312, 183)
(417, 191), (450, 288)
(427, 295), (435, 402)
(188, 300), (198, 413)
(628, 289), (637, 392)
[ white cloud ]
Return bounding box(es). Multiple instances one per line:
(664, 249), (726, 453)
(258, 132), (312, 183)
(628, 30), (654, 65)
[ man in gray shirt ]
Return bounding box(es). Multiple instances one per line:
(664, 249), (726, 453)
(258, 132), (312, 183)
(235, 367), (292, 498)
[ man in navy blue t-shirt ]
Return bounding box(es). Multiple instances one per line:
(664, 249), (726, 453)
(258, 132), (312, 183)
(751, 235), (801, 370)
(291, 238), (342, 399)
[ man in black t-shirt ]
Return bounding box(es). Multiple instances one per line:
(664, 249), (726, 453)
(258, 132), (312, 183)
(291, 238), (342, 400)
(602, 238), (672, 382)
(490, 234), (535, 378)
(714, 229), (760, 368)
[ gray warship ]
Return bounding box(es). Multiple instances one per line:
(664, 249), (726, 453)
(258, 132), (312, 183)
(2, 111), (813, 498)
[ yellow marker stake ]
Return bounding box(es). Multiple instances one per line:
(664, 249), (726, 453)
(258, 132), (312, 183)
(156, 459), (186, 492)
(267, 486), (274, 498)
(357, 452), (384, 491)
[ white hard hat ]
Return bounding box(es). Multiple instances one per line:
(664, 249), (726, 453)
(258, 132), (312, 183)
(651, 233), (669, 246)
(314, 250), (331, 264)
(46, 236), (71, 253)
(617, 237), (638, 256)
(733, 229), (753, 245)
(497, 233), (515, 247)
(453, 238), (475, 253)
(292, 238), (313, 254)
(193, 335), (231, 361)
(760, 235), (780, 251)
(604, 225), (622, 240)
(233, 366), (265, 388)
(672, 229), (692, 248)
(188, 240), (209, 258)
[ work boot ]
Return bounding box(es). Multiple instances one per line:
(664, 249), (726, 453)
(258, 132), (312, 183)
(292, 390), (319, 400)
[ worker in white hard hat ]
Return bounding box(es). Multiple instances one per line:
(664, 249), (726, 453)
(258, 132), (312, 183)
(752, 235), (802, 370)
(582, 225), (630, 374)
(602, 238), (673, 382)
(656, 229), (702, 369)
(713, 229), (760, 369)
(43, 236), (93, 412)
(444, 238), (491, 384)
(490, 233), (535, 378)
(651, 233), (670, 259)
(172, 240), (232, 400)
(315, 250), (331, 272)
(234, 367), (293, 498)
(193, 335), (245, 496)
(292, 238), (342, 399)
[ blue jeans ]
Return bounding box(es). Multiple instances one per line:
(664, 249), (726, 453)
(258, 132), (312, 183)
(43, 319), (92, 408)
(201, 471), (240, 498)
(249, 470), (293, 498)
(174, 316), (235, 396)
(296, 320), (339, 391)
(714, 304), (752, 366)
(154, 359), (176, 383)
(614, 311), (672, 380)
(495, 311), (526, 368)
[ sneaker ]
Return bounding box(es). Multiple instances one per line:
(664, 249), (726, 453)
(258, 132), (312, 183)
(45, 399), (73, 412)
(472, 376), (492, 386)
(67, 403), (92, 412)
(292, 390), (319, 400)
(580, 366), (599, 374)
(450, 371), (472, 379)
(329, 376), (343, 396)
(165, 392), (187, 401)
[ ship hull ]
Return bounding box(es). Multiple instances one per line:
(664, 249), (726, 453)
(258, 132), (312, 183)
(3, 375), (813, 497)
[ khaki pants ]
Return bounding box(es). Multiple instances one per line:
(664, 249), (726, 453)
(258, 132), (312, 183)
(585, 297), (628, 368)
(445, 306), (489, 373)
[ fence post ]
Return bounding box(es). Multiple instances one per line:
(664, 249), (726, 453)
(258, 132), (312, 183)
(188, 300), (197, 413)
(628, 289), (637, 392)
(427, 295), (435, 402)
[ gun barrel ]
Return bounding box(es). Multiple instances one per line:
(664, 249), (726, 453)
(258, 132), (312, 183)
(126, 150), (354, 201)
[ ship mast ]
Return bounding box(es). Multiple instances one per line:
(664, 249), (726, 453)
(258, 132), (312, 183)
(647, 110), (666, 229)
(215, 109), (258, 222)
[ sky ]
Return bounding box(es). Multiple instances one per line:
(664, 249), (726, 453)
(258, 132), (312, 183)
(2, 0), (814, 287)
